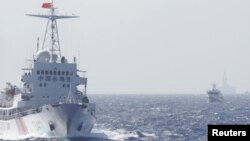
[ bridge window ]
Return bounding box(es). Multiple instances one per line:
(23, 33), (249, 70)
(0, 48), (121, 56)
(38, 76), (44, 81)
(53, 71), (56, 75)
(67, 77), (71, 82)
(45, 70), (48, 75)
(44, 83), (47, 87)
(63, 84), (65, 88)
(52, 76), (57, 82)
(39, 83), (42, 87)
(66, 71), (69, 76)
(60, 77), (65, 82)
(57, 71), (61, 75)
(67, 84), (70, 88)
(49, 70), (53, 75)
(41, 70), (44, 75)
(37, 70), (40, 75)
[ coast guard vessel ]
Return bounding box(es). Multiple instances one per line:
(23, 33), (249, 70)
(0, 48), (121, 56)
(207, 84), (224, 103)
(0, 1), (96, 139)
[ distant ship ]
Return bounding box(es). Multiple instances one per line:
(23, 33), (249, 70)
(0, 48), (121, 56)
(0, 1), (96, 139)
(207, 84), (224, 103)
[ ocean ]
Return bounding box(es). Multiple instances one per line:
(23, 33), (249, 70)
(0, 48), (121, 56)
(3, 94), (250, 141)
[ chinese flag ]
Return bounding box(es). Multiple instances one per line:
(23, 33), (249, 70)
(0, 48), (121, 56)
(42, 3), (52, 9)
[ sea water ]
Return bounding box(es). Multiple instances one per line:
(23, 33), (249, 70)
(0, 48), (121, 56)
(2, 94), (250, 141)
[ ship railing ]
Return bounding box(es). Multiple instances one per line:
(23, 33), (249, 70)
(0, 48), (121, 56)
(0, 100), (13, 108)
(77, 69), (87, 77)
(0, 107), (42, 120)
(59, 97), (83, 105)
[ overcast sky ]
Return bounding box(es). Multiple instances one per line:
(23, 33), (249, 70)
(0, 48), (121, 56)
(0, 0), (250, 94)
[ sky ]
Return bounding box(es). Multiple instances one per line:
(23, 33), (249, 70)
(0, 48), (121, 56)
(0, 0), (250, 94)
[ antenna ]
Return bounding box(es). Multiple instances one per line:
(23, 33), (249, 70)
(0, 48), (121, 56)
(36, 37), (40, 52)
(26, 0), (79, 62)
(78, 50), (80, 69)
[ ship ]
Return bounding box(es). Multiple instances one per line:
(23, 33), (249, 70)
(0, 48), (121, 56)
(0, 1), (96, 139)
(207, 84), (224, 103)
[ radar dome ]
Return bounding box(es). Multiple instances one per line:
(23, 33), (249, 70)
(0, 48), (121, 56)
(36, 50), (51, 62)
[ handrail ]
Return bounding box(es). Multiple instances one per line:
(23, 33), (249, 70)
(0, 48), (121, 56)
(0, 107), (42, 120)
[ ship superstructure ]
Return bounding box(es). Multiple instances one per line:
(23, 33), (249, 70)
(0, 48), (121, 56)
(207, 84), (224, 103)
(0, 1), (96, 139)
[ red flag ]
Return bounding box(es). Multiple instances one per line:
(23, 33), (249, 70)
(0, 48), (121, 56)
(42, 3), (52, 9)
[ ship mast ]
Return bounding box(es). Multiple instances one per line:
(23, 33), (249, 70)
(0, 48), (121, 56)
(27, 0), (79, 62)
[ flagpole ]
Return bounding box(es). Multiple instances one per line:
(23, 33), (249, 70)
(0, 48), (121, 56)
(50, 0), (57, 59)
(26, 0), (79, 62)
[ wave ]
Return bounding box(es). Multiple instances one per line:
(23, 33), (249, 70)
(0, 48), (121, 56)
(91, 128), (157, 141)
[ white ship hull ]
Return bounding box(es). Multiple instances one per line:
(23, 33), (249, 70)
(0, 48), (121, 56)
(208, 94), (224, 103)
(0, 104), (96, 139)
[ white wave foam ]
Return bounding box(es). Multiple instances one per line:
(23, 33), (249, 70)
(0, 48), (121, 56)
(94, 128), (137, 141)
(0, 133), (40, 140)
(91, 128), (157, 141)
